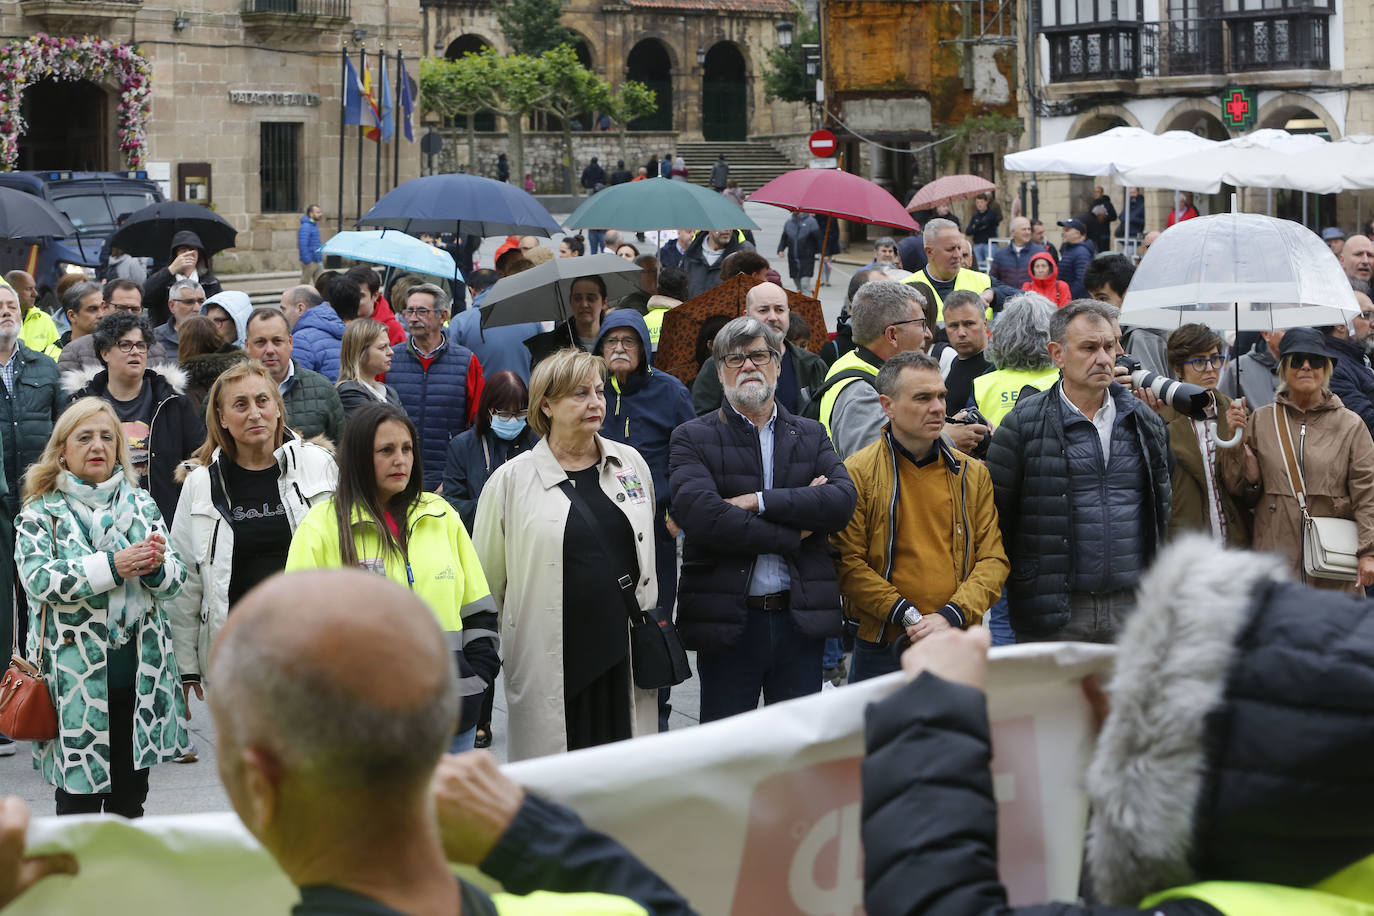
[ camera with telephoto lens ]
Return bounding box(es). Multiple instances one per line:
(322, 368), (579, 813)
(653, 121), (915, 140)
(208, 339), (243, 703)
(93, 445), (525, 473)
(1115, 354), (1212, 420)
(946, 405), (992, 459)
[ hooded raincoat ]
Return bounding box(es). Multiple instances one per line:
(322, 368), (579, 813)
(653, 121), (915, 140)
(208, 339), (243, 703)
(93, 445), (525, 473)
(1021, 251), (1072, 306)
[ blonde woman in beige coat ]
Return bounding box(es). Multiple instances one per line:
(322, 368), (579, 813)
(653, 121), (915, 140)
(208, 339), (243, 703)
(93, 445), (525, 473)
(1241, 328), (1374, 591)
(473, 348), (659, 762)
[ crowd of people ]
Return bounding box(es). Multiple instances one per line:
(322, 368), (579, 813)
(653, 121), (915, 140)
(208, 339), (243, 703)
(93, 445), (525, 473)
(4, 186), (1374, 915)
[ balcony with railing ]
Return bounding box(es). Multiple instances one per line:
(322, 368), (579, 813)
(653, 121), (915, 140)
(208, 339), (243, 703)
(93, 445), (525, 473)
(1043, 7), (1331, 83)
(240, 0), (351, 32)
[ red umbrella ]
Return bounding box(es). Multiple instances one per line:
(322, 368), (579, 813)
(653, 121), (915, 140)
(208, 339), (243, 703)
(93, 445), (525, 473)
(747, 168), (919, 232)
(906, 174), (998, 212)
(747, 168), (918, 296)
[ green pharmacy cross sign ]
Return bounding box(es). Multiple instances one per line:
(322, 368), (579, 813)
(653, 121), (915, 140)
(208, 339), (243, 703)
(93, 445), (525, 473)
(1222, 86), (1257, 131)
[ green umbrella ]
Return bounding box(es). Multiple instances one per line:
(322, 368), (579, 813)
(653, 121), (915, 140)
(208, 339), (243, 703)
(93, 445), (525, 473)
(563, 177), (759, 231)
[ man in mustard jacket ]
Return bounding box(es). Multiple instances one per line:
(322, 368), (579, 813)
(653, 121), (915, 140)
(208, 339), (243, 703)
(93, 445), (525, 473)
(833, 350), (1008, 682)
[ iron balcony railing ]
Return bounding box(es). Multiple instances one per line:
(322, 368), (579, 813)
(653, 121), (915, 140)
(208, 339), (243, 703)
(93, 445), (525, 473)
(1043, 9), (1330, 82)
(241, 0), (350, 16)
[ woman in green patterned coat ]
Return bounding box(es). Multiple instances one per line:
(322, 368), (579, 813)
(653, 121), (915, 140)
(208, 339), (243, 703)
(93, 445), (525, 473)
(14, 396), (190, 816)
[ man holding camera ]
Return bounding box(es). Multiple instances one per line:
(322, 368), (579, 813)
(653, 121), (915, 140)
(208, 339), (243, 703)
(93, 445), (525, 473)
(987, 300), (1171, 644)
(835, 351), (1008, 681)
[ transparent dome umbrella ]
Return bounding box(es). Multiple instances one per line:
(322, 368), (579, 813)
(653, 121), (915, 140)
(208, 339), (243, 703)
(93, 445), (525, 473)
(1120, 212), (1359, 446)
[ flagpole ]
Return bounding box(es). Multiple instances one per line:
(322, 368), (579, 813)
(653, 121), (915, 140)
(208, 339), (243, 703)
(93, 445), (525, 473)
(374, 41), (383, 204)
(393, 46), (402, 192)
(337, 44), (346, 234)
(356, 46), (365, 225)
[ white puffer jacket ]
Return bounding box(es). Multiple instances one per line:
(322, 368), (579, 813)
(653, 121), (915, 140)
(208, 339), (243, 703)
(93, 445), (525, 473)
(167, 435), (338, 680)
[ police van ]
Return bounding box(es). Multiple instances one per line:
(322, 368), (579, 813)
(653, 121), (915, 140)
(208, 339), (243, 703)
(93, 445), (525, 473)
(0, 170), (164, 313)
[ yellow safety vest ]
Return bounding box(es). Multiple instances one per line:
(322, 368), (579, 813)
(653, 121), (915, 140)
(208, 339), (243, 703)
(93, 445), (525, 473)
(643, 307), (668, 352)
(902, 268), (992, 321)
(21, 305), (60, 360)
(1140, 853), (1374, 915)
(818, 348), (881, 439)
(492, 890), (649, 914)
(971, 366), (1060, 427)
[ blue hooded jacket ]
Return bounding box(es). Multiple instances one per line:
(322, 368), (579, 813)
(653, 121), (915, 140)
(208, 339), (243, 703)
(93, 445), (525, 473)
(292, 303), (347, 382)
(298, 214), (322, 264)
(594, 309), (694, 513)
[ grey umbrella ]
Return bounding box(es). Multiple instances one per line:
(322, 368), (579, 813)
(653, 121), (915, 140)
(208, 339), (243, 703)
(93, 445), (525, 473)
(478, 253), (644, 330)
(0, 187), (75, 239)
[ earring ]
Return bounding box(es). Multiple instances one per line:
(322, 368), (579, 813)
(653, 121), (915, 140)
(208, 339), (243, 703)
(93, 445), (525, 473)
(58, 456), (65, 467)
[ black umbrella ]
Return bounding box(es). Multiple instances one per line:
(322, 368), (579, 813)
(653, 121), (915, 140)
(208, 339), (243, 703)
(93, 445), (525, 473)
(108, 201), (238, 257)
(0, 186), (75, 239)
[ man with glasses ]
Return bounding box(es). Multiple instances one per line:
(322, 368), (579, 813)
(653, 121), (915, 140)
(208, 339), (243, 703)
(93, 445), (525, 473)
(593, 308), (694, 728)
(388, 283), (484, 490)
(154, 277), (205, 353)
(691, 282), (827, 416)
(669, 316), (856, 721)
(1318, 285), (1374, 437)
(58, 279), (170, 373)
(817, 279), (993, 461)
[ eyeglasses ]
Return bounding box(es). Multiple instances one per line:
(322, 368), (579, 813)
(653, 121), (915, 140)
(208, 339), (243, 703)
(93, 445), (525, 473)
(1361, 310), (1374, 322)
(889, 318), (928, 332)
(114, 340), (149, 354)
(1287, 353), (1328, 370)
(603, 335), (639, 350)
(1183, 354), (1225, 371)
(174, 297), (205, 306)
(491, 409), (528, 421)
(721, 349), (777, 369)
(112, 305), (142, 315)
(402, 307), (437, 317)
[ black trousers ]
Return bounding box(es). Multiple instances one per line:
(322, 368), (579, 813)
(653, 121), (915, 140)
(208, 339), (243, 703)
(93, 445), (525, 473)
(54, 686), (151, 818)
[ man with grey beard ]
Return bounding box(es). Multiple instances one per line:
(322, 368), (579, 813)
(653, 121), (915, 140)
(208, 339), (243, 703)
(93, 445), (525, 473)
(669, 316), (857, 722)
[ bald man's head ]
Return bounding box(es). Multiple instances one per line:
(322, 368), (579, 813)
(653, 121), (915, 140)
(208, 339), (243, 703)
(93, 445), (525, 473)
(209, 569), (457, 829)
(744, 281), (790, 335)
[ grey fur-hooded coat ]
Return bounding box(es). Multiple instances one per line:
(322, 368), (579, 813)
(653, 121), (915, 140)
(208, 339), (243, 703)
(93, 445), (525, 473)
(861, 535), (1374, 915)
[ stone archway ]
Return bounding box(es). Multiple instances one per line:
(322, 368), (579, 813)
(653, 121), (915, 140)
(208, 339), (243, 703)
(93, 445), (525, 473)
(1256, 95), (1340, 228)
(18, 78), (108, 171)
(627, 39), (674, 132)
(1158, 106), (1231, 217)
(702, 42), (747, 142)
(1066, 106), (1138, 140)
(443, 35), (496, 132)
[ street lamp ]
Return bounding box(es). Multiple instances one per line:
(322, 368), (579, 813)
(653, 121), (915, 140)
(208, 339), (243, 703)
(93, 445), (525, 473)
(775, 20), (794, 49)
(697, 46), (706, 67)
(802, 43), (820, 78)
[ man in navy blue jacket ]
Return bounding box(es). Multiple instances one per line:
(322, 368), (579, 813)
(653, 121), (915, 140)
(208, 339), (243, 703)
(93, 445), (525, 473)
(669, 316), (857, 722)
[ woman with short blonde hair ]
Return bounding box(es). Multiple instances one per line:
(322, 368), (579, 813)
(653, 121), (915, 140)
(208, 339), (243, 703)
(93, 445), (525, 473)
(16, 397), (190, 816)
(473, 346), (659, 760)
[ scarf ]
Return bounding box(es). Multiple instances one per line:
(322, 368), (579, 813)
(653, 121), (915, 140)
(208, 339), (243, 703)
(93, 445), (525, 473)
(56, 470), (151, 648)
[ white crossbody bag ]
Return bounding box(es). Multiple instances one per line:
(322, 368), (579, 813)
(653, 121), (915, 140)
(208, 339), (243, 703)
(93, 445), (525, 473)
(1274, 405), (1360, 581)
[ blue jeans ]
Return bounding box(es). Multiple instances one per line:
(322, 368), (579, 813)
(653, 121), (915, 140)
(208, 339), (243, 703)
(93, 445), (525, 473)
(988, 592), (1016, 647)
(848, 639), (902, 683)
(822, 637), (843, 670)
(449, 727), (477, 753)
(588, 229), (606, 255)
(696, 610), (823, 722)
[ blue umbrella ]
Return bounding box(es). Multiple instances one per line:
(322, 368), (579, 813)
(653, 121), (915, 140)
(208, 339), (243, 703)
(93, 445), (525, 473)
(357, 173), (563, 237)
(321, 229), (460, 280)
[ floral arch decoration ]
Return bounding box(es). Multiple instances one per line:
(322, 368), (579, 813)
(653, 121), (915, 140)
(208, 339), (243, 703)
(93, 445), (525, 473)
(0, 33), (151, 171)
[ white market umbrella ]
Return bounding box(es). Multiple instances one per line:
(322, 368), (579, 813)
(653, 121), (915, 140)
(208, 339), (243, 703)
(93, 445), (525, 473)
(1121, 212), (1358, 331)
(1310, 134), (1374, 192)
(1003, 126), (1219, 178)
(1119, 129), (1331, 194)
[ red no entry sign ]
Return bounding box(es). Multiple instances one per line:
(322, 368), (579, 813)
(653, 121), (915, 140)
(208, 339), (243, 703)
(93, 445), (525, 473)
(808, 129), (836, 158)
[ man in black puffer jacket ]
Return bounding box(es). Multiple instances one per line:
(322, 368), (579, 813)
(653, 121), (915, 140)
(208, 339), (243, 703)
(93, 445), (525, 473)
(861, 535), (1374, 916)
(986, 300), (1170, 642)
(670, 316), (856, 722)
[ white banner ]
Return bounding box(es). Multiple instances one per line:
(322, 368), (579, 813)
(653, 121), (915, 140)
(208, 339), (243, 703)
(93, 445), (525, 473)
(10, 642), (1114, 915)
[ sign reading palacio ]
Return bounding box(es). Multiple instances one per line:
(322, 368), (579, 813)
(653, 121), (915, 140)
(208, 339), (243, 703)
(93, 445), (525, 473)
(227, 90), (322, 107)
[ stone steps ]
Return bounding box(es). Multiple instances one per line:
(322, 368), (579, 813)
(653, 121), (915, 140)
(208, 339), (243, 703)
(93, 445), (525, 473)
(675, 141), (801, 195)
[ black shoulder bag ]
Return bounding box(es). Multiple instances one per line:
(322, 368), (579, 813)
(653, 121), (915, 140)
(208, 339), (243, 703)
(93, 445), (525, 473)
(557, 479), (692, 690)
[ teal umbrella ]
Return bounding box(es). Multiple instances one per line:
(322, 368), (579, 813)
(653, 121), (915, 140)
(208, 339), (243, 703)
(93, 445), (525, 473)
(563, 177), (759, 231)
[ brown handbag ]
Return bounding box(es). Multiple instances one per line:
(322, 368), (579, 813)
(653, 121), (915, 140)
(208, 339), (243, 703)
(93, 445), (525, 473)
(0, 602), (57, 741)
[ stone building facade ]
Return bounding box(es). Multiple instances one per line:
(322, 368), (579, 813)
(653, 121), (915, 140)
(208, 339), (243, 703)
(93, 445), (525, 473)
(6, 0), (423, 272)
(1016, 0), (1374, 245)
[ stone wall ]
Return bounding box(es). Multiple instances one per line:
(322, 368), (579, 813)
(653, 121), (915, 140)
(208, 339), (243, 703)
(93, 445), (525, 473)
(433, 130), (679, 193)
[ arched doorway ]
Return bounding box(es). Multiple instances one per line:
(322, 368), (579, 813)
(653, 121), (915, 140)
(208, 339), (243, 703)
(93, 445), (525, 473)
(544, 37), (597, 132)
(18, 78), (107, 170)
(443, 35), (496, 132)
(1159, 108), (1232, 218)
(627, 40), (673, 132)
(702, 43), (747, 142)
(1260, 104), (1334, 229)
(1064, 114), (1129, 216)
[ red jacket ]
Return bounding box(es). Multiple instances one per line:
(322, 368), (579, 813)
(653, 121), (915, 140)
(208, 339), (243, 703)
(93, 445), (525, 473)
(1022, 251), (1072, 306)
(372, 294), (408, 345)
